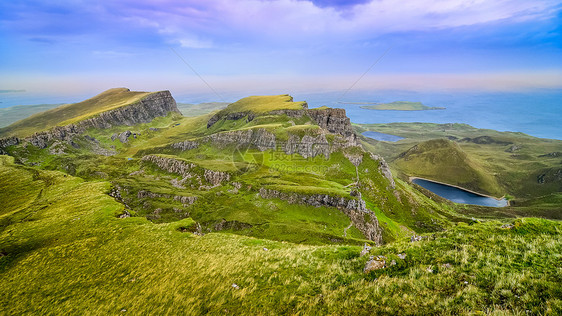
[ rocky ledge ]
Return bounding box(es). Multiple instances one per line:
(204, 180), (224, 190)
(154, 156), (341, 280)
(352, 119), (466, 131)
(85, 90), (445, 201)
(0, 90), (179, 150)
(259, 188), (383, 244)
(141, 155), (230, 188)
(207, 101), (358, 145)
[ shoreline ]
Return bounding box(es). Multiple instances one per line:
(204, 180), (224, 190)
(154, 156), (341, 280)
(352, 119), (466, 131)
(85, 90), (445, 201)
(409, 176), (508, 202)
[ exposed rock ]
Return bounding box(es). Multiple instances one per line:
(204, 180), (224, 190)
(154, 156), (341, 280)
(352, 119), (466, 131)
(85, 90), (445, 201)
(284, 133), (331, 159)
(119, 210), (131, 219)
(141, 155), (230, 188)
(213, 219), (253, 231)
(397, 253), (407, 260)
(539, 152), (561, 158)
(369, 153), (395, 189)
(48, 140), (67, 155)
(171, 140), (199, 151)
(344, 153), (363, 167)
(204, 169), (231, 186)
(112, 130), (136, 143)
(259, 188), (382, 244)
(141, 155), (196, 178)
(410, 235), (425, 242)
(360, 243), (372, 257)
(505, 145), (521, 153)
(16, 90), (179, 149)
(207, 111), (255, 128)
(206, 102), (358, 146)
(0, 136), (20, 154)
(206, 128), (276, 151)
(364, 255), (386, 273)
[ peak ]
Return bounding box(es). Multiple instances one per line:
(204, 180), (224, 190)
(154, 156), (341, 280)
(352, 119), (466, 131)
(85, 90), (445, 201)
(223, 95), (307, 114)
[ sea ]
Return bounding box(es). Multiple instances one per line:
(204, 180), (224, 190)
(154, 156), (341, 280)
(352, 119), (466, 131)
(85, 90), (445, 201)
(1, 89), (560, 140)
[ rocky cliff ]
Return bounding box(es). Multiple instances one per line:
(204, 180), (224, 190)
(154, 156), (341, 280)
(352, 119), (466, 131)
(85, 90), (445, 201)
(141, 155), (230, 189)
(206, 102), (358, 146)
(0, 90), (179, 149)
(0, 137), (19, 154)
(259, 188), (383, 244)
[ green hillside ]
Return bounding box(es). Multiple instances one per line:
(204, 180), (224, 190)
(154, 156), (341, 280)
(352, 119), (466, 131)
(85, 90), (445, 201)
(357, 123), (562, 202)
(1, 92), (561, 314)
(0, 88), (150, 138)
(218, 94), (307, 114)
(395, 139), (503, 197)
(1, 155), (561, 314)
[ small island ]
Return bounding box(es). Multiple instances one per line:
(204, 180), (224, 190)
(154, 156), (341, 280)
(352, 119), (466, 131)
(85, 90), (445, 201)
(359, 101), (445, 111)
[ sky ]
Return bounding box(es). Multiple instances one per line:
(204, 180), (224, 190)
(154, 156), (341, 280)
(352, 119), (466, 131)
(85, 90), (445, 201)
(1, 0), (561, 100)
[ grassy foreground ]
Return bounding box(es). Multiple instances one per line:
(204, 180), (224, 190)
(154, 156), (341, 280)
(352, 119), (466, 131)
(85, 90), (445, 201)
(1, 155), (561, 314)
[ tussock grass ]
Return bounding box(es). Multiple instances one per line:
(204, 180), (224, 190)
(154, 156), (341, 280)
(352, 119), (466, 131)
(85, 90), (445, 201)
(1, 157), (561, 314)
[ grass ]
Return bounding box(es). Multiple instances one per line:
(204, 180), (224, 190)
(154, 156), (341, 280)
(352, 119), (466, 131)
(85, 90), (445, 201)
(357, 122), (562, 202)
(394, 138), (503, 197)
(218, 94), (307, 114)
(1, 156), (561, 314)
(0, 88), (151, 138)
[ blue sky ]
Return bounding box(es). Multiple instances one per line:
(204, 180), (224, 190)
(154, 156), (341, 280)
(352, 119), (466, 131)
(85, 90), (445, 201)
(1, 0), (561, 98)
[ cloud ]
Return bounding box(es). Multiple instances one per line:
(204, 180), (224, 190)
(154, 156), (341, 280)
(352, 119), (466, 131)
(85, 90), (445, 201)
(108, 0), (561, 40)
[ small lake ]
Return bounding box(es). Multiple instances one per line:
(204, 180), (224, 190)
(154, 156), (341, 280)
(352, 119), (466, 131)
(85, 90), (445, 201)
(362, 131), (404, 142)
(412, 178), (508, 207)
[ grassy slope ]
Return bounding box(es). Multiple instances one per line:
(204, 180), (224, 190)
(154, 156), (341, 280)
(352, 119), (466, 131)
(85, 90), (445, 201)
(394, 139), (503, 197)
(357, 123), (562, 201)
(219, 94), (306, 114)
(0, 88), (150, 138)
(1, 155), (561, 314)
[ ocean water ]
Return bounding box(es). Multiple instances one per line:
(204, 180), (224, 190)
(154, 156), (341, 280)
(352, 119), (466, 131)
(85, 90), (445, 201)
(295, 90), (562, 140)
(1, 89), (560, 140)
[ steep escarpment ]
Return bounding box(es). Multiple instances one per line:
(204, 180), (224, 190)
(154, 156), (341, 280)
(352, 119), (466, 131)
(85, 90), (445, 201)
(0, 90), (179, 149)
(259, 188), (383, 244)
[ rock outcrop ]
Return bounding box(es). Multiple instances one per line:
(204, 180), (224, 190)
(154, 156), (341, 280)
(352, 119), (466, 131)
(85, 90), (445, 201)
(0, 90), (179, 150)
(259, 188), (383, 244)
(206, 102), (358, 146)
(171, 140), (199, 151)
(205, 128), (276, 151)
(284, 133), (331, 159)
(370, 153), (395, 189)
(141, 155), (230, 189)
(0, 136), (19, 154)
(137, 190), (198, 207)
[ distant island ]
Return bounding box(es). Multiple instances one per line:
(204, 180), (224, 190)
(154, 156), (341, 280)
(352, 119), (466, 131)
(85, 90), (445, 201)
(358, 101), (445, 111)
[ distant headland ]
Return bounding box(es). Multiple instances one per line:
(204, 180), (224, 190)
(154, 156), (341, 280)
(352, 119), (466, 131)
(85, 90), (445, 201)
(346, 101), (446, 111)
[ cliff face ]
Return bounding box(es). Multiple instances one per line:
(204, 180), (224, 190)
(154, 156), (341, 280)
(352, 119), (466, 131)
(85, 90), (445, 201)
(206, 104), (358, 146)
(0, 137), (19, 154)
(259, 188), (383, 244)
(0, 90), (179, 149)
(205, 128), (276, 151)
(141, 155), (230, 189)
